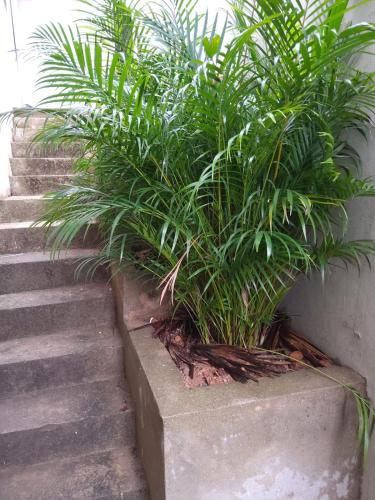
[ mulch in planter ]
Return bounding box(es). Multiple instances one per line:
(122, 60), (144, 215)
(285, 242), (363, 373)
(150, 312), (332, 389)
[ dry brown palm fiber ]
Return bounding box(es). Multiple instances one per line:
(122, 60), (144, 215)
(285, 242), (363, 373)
(150, 312), (332, 385)
(191, 344), (295, 382)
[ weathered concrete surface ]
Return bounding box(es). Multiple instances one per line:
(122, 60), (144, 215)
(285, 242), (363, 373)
(12, 127), (41, 141)
(10, 157), (74, 175)
(0, 283), (115, 341)
(0, 447), (148, 500)
(0, 119), (148, 499)
(0, 250), (107, 293)
(113, 272), (365, 500)
(0, 378), (135, 467)
(0, 326), (124, 397)
(10, 173), (74, 195)
(0, 221), (51, 253)
(13, 116), (50, 129)
(0, 221), (100, 253)
(112, 267), (170, 331)
(285, 268), (375, 500)
(0, 196), (45, 223)
(123, 329), (166, 500)
(283, 6), (375, 499)
(129, 327), (364, 500)
(11, 141), (82, 158)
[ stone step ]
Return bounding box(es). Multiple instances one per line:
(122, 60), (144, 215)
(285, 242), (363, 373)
(0, 221), (51, 254)
(0, 221), (99, 254)
(0, 283), (115, 342)
(0, 250), (107, 294)
(11, 141), (82, 158)
(0, 378), (134, 468)
(0, 447), (148, 499)
(0, 196), (45, 223)
(13, 115), (49, 129)
(13, 127), (40, 141)
(0, 326), (123, 397)
(10, 157), (74, 176)
(10, 174), (74, 195)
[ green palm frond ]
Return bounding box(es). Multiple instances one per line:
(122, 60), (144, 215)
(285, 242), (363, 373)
(12, 0), (375, 457)
(12, 0), (375, 348)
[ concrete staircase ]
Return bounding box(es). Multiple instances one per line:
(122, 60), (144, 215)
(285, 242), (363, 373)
(0, 119), (148, 499)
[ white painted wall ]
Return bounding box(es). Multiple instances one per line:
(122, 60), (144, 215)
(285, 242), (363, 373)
(1, 0), (81, 110)
(285, 4), (375, 498)
(0, 2), (16, 197)
(0, 0), (81, 197)
(10, 0), (80, 106)
(0, 0), (229, 198)
(7, 0), (229, 107)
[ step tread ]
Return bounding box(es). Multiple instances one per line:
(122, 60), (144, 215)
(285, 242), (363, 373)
(11, 174), (75, 178)
(0, 221), (100, 255)
(2, 195), (44, 201)
(0, 378), (131, 435)
(0, 221), (37, 229)
(10, 175), (75, 195)
(11, 157), (75, 161)
(11, 141), (82, 158)
(0, 198), (45, 224)
(0, 249), (99, 266)
(0, 326), (121, 366)
(10, 158), (75, 176)
(0, 447), (148, 500)
(0, 250), (106, 295)
(0, 220), (95, 228)
(11, 140), (79, 144)
(0, 283), (112, 311)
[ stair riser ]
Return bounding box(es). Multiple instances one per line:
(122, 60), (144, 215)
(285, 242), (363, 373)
(10, 175), (73, 196)
(11, 142), (82, 158)
(0, 347), (124, 398)
(10, 158), (74, 176)
(0, 295), (115, 342)
(0, 199), (45, 223)
(0, 226), (49, 254)
(13, 116), (50, 129)
(0, 413), (135, 468)
(13, 128), (39, 141)
(0, 259), (108, 294)
(0, 225), (100, 254)
(0, 447), (148, 500)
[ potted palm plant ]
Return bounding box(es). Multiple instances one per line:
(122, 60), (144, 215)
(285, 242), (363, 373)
(7, 0), (375, 497)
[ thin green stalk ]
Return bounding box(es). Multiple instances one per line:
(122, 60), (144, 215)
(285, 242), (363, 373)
(258, 346), (375, 463)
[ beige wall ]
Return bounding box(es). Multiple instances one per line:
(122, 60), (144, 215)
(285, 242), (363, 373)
(285, 4), (375, 498)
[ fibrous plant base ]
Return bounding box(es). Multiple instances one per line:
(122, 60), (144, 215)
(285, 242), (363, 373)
(151, 313), (332, 388)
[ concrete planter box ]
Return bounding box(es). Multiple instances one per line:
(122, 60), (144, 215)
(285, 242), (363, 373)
(112, 270), (364, 500)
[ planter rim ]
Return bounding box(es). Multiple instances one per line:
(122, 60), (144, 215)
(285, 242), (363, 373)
(113, 270), (364, 500)
(128, 324), (364, 420)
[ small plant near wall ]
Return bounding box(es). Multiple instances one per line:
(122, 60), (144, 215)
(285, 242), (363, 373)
(5, 0), (375, 456)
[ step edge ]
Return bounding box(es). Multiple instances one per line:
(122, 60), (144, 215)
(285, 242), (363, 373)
(1, 195), (44, 201)
(0, 445), (146, 493)
(0, 283), (113, 311)
(10, 157), (75, 162)
(10, 174), (75, 179)
(0, 249), (100, 265)
(0, 385), (133, 435)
